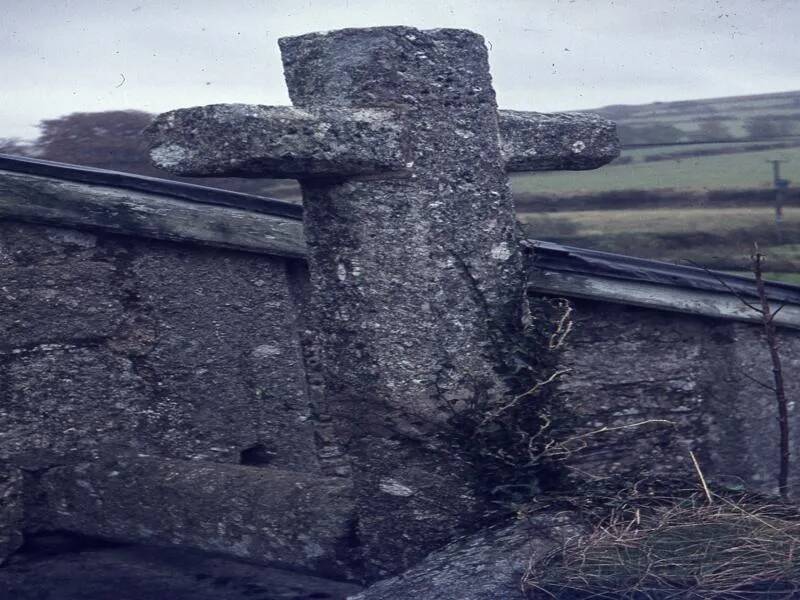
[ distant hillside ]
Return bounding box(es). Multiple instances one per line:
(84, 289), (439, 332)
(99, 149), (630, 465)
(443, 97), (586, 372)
(518, 91), (800, 284)
(586, 90), (800, 146)
(510, 90), (800, 203)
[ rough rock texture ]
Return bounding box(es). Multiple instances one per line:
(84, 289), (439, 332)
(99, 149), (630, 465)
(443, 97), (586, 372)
(145, 24), (619, 580)
(147, 109), (620, 182)
(0, 534), (362, 599)
(350, 512), (583, 600)
(32, 457), (358, 579)
(707, 320), (800, 492)
(0, 170), (307, 258)
(550, 297), (800, 493)
(0, 221), (316, 471)
(0, 465), (23, 565)
(499, 110), (620, 171)
(147, 104), (407, 178)
(280, 27), (526, 578)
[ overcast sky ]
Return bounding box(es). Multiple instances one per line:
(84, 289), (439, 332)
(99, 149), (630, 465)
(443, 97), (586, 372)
(3, 0), (799, 140)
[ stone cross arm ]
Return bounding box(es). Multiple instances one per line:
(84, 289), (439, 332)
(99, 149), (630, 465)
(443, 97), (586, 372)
(142, 25), (624, 578)
(146, 104), (619, 178)
(146, 104), (406, 179)
(498, 110), (619, 172)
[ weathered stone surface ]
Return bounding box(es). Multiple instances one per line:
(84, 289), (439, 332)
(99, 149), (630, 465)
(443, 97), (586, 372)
(34, 457), (358, 579)
(280, 26), (526, 577)
(552, 298), (710, 484)
(2, 346), (150, 461)
(0, 221), (101, 268)
(0, 263), (123, 351)
(0, 224), (124, 350)
(147, 104), (407, 178)
(147, 104), (620, 179)
(499, 110), (620, 171)
(0, 170), (307, 258)
(0, 539), (363, 600)
(127, 246), (317, 470)
(707, 321), (800, 493)
(280, 27), (498, 109)
(0, 221), (317, 473)
(0, 464), (23, 565)
(547, 296), (800, 494)
(350, 512), (583, 600)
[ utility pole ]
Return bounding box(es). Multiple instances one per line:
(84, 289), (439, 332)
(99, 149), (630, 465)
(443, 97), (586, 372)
(767, 159), (789, 225)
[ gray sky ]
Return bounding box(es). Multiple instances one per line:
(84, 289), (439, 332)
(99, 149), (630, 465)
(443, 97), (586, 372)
(3, 0), (799, 140)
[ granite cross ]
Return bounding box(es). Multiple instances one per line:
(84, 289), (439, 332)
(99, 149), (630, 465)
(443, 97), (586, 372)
(148, 26), (618, 578)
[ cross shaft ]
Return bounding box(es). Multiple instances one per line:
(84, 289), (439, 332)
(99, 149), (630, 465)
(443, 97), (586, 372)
(148, 25), (620, 580)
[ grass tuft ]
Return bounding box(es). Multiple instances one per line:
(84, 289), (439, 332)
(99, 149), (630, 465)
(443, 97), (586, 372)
(524, 488), (800, 599)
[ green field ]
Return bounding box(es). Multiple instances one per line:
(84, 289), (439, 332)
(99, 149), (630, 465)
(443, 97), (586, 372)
(510, 90), (800, 196)
(511, 146), (800, 195)
(513, 90), (800, 285)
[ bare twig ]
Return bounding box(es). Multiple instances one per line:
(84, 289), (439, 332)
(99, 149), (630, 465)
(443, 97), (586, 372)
(548, 299), (573, 350)
(684, 258), (764, 314)
(528, 419), (675, 464)
(751, 245), (791, 501)
(561, 419), (676, 445)
(478, 368), (569, 427)
(768, 301), (788, 324)
(742, 372), (777, 393)
(688, 247), (791, 500)
(690, 450), (713, 505)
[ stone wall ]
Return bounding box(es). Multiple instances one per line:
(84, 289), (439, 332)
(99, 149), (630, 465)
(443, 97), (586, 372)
(0, 220), (316, 472)
(550, 296), (800, 494)
(2, 200), (800, 578)
(0, 218), (369, 576)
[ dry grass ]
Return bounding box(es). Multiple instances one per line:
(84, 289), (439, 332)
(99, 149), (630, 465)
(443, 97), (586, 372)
(523, 489), (800, 599)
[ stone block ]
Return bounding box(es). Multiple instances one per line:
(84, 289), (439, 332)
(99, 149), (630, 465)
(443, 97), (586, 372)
(351, 512), (583, 600)
(705, 321), (800, 493)
(0, 464), (23, 565)
(147, 104), (406, 178)
(36, 457), (359, 579)
(0, 221), (100, 268)
(0, 263), (123, 351)
(2, 347), (150, 463)
(129, 247), (318, 471)
(278, 26), (525, 577)
(0, 220), (318, 473)
(499, 110), (620, 171)
(551, 296), (800, 495)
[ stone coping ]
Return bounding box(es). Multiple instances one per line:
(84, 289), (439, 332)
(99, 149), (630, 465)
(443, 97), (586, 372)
(1, 156), (797, 325)
(528, 239), (800, 305)
(0, 153), (303, 220)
